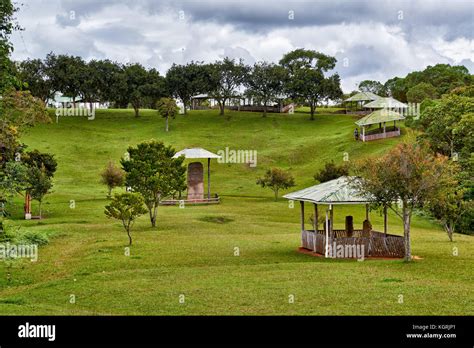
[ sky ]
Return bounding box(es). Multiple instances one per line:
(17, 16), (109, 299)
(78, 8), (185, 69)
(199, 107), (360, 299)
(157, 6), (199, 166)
(10, 0), (474, 92)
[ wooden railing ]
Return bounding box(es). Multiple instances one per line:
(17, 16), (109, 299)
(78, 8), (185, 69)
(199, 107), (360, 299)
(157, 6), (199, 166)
(301, 229), (405, 258)
(362, 128), (400, 142)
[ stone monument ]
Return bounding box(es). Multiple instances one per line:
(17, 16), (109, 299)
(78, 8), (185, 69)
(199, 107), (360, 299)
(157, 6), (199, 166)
(187, 162), (204, 200)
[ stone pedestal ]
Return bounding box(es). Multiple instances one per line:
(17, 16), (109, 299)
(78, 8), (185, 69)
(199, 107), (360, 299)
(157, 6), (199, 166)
(187, 162), (204, 200)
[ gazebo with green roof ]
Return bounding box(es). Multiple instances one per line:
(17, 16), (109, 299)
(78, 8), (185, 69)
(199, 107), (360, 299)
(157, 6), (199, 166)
(343, 91), (380, 114)
(355, 109), (405, 142)
(363, 97), (408, 110)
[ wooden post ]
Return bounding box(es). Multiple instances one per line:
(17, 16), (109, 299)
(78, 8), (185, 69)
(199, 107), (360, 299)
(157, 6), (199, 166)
(329, 204), (334, 239)
(300, 201), (305, 232)
(384, 205), (388, 236)
(362, 126), (365, 142)
(207, 158), (211, 199)
(313, 203), (318, 232)
(365, 204), (369, 220)
(383, 122), (386, 137)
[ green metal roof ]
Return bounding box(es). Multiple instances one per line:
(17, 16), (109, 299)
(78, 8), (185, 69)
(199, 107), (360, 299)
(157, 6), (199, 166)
(355, 109), (405, 126)
(283, 176), (372, 205)
(363, 97), (407, 109)
(344, 91), (380, 102)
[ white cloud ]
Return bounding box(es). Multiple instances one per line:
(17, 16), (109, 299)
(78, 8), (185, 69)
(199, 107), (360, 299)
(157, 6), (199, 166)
(9, 0), (474, 93)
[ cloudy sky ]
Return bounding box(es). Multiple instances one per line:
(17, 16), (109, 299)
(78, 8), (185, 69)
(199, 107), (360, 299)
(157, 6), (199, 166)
(10, 0), (474, 92)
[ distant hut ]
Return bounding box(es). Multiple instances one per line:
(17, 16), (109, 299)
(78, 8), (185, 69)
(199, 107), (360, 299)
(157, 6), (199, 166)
(343, 92), (380, 115)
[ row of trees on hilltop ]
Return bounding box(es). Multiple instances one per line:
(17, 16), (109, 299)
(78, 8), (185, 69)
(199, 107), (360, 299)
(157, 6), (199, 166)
(351, 64), (473, 103)
(15, 49), (343, 119)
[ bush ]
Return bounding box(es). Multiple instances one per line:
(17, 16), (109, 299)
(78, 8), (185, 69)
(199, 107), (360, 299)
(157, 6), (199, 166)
(19, 231), (49, 246)
(314, 161), (349, 183)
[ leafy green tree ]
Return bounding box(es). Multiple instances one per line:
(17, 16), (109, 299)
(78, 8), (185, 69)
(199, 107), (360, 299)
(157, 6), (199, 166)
(279, 49), (341, 120)
(45, 53), (85, 106)
(406, 82), (437, 103)
(100, 161), (125, 198)
(122, 63), (150, 117)
(104, 193), (147, 245)
(352, 139), (456, 261)
(0, 161), (28, 204)
(17, 58), (53, 103)
(257, 168), (295, 201)
(206, 58), (249, 116)
(358, 80), (387, 96)
(166, 62), (207, 114)
(23, 150), (57, 219)
(0, 0), (20, 93)
(245, 61), (286, 117)
(156, 97), (178, 132)
(27, 165), (52, 219)
(121, 141), (186, 227)
(314, 161), (349, 183)
(418, 94), (474, 158)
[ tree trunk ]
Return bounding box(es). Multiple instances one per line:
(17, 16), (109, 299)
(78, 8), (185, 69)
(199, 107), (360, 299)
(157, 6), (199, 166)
(90, 101), (94, 112)
(403, 206), (412, 261)
(274, 189), (279, 201)
(263, 103), (267, 117)
(445, 222), (454, 242)
(219, 99), (226, 115)
(134, 106), (140, 118)
(165, 117), (169, 132)
(310, 102), (316, 121)
(107, 186), (112, 198)
(127, 228), (132, 245)
(38, 201), (42, 219)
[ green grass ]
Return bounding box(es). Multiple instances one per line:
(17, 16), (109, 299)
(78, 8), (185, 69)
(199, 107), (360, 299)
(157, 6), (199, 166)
(0, 108), (472, 315)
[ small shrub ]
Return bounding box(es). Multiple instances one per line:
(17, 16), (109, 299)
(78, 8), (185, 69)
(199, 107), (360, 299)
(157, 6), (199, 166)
(19, 231), (49, 246)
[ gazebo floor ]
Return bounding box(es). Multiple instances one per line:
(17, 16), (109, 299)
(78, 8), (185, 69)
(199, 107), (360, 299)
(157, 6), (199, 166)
(301, 229), (405, 259)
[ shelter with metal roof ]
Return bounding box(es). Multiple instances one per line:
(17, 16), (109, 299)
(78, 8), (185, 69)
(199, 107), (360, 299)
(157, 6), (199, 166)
(355, 109), (405, 142)
(283, 177), (405, 258)
(343, 92), (380, 114)
(363, 97), (408, 110)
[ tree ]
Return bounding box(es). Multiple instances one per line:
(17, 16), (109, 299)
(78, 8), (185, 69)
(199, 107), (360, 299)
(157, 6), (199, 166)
(279, 49), (341, 120)
(314, 161), (349, 183)
(104, 193), (147, 245)
(245, 61), (286, 117)
(166, 62), (207, 114)
(0, 161), (28, 204)
(358, 80), (387, 96)
(122, 63), (150, 117)
(121, 141), (186, 227)
(352, 139), (456, 261)
(156, 97), (178, 132)
(0, 0), (20, 93)
(257, 168), (295, 201)
(27, 164), (52, 219)
(45, 53), (85, 107)
(418, 94), (474, 158)
(428, 182), (467, 241)
(206, 58), (249, 116)
(406, 82), (437, 103)
(17, 58), (53, 103)
(100, 161), (125, 197)
(23, 150), (57, 219)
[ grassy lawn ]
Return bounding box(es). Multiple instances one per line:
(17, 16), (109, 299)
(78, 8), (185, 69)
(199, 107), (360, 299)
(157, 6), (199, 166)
(0, 108), (472, 315)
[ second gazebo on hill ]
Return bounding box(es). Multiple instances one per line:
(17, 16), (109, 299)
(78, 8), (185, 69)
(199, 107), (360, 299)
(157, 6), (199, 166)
(355, 109), (405, 142)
